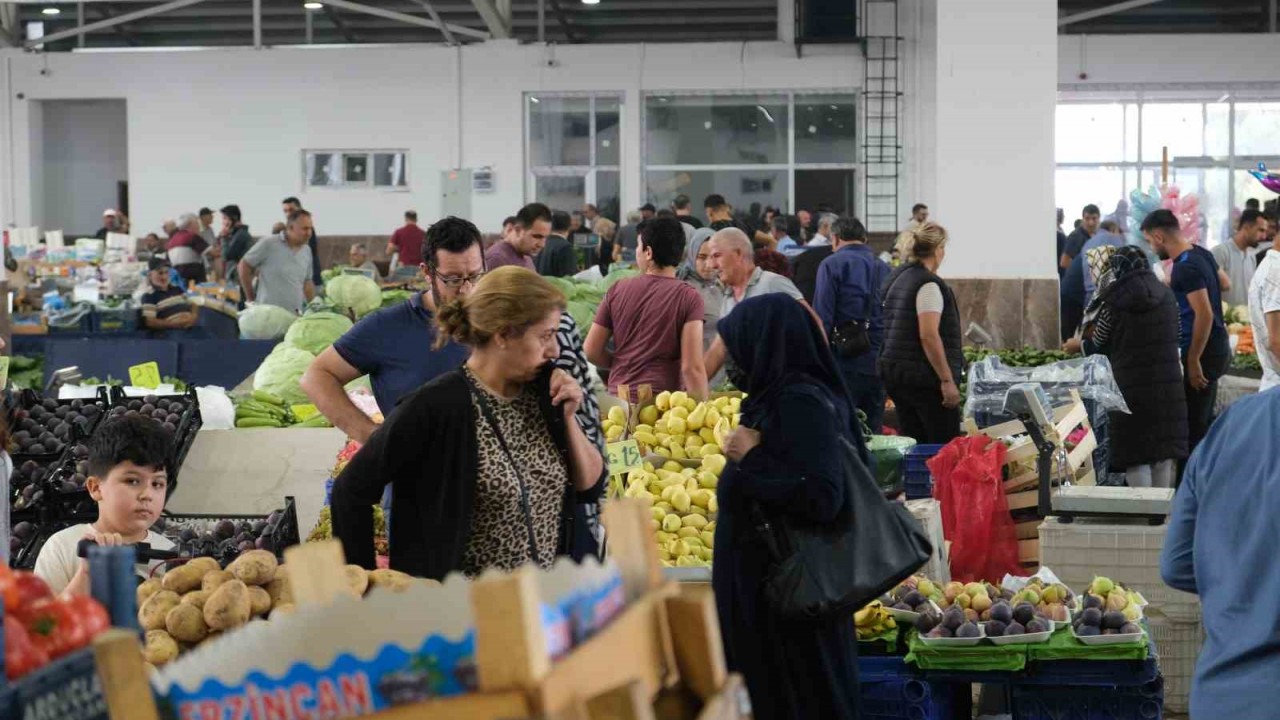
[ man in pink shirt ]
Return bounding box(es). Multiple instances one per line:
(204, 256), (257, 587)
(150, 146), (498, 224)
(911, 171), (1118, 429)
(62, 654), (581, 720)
(486, 203), (550, 270)
(386, 210), (426, 267)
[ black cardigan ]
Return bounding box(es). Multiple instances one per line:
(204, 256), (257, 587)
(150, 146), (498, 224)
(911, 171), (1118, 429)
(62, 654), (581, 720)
(330, 365), (604, 580)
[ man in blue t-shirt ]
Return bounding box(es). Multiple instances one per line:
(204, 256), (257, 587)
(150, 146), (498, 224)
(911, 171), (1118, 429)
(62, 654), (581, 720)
(301, 217), (481, 443)
(1143, 209), (1231, 462)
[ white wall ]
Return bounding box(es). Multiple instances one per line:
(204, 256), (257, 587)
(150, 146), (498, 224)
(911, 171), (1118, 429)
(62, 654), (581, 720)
(1059, 34), (1280, 87)
(38, 99), (128, 235)
(0, 41), (860, 238)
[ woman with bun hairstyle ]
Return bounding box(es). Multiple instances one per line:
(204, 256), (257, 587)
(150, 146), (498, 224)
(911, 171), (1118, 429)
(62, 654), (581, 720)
(878, 222), (965, 444)
(330, 266), (605, 579)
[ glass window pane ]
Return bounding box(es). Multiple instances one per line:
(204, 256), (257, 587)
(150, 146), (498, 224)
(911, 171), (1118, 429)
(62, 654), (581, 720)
(529, 96), (591, 167)
(1142, 103), (1205, 162)
(1124, 104), (1139, 162)
(646, 169), (789, 218)
(1234, 102), (1280, 156)
(594, 170), (620, 224)
(534, 174), (586, 213)
(1056, 104), (1125, 163)
(1055, 167), (1125, 231)
(1205, 103), (1230, 158)
(344, 154), (369, 184)
(645, 94), (790, 166)
(373, 153), (407, 187)
(306, 153), (339, 186)
(795, 94), (857, 164)
(596, 97), (620, 167)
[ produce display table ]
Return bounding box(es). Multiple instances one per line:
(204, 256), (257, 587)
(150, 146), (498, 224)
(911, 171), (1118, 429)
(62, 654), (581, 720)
(15, 336), (277, 390)
(1217, 373), (1260, 416)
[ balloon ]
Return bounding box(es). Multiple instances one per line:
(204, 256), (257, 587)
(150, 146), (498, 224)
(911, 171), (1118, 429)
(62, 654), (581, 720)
(1249, 162), (1280, 194)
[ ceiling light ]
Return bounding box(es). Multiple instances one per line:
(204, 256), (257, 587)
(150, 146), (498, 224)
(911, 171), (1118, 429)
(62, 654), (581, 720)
(41, 7), (60, 15)
(582, 0), (600, 4)
(303, 2), (323, 9)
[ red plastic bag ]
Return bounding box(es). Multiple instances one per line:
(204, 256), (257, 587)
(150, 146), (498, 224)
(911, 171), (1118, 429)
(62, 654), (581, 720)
(927, 435), (1021, 583)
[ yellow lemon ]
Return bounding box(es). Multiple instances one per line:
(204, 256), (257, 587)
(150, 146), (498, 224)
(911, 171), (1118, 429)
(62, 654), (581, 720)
(707, 495), (718, 513)
(670, 444), (687, 460)
(682, 513), (709, 529)
(677, 527), (701, 539)
(655, 447), (671, 458)
(607, 406), (627, 426)
(699, 427), (718, 445)
(651, 507), (667, 522)
(698, 471), (719, 489)
(687, 405), (708, 431)
(667, 417), (688, 434)
(662, 514), (682, 533)
(605, 424), (624, 442)
(655, 501), (674, 513)
(671, 490), (692, 513)
(656, 531), (675, 545)
(700, 530), (715, 548)
(686, 505), (708, 518)
(633, 431), (656, 447)
(698, 547), (714, 562)
(700, 444), (721, 458)
(634, 424), (654, 435)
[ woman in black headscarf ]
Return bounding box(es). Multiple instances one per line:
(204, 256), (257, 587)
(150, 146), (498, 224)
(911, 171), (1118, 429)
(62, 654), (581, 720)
(1082, 245), (1187, 488)
(713, 294), (861, 720)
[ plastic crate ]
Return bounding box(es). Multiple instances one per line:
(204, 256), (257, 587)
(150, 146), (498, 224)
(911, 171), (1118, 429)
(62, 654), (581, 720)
(0, 645), (104, 719)
(1011, 681), (1163, 720)
(1146, 608), (1202, 714)
(902, 444), (944, 500)
(91, 304), (140, 333)
(1038, 516), (1201, 622)
(858, 656), (957, 720)
(159, 496), (301, 564)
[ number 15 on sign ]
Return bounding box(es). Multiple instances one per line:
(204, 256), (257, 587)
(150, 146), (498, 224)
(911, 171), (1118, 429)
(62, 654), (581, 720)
(606, 439), (643, 477)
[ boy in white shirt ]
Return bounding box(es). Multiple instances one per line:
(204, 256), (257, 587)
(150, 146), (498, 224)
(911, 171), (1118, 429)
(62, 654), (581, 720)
(34, 415), (175, 596)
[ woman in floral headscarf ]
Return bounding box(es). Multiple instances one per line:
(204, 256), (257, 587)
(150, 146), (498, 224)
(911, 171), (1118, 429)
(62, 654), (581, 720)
(1083, 245), (1188, 488)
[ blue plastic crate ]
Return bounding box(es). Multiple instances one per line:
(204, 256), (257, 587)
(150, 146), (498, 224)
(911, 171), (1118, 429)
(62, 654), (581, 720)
(902, 444), (944, 500)
(1011, 681), (1163, 720)
(858, 656), (958, 720)
(92, 305), (140, 333)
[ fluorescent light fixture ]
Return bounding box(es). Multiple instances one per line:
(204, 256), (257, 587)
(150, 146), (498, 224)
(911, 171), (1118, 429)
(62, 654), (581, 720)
(582, 0), (600, 4)
(1217, 93), (1230, 103)
(303, 2), (324, 9)
(41, 7), (60, 15)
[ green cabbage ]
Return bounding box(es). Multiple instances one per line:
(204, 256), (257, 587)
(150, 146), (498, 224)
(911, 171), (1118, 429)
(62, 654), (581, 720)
(326, 274), (382, 319)
(380, 289), (413, 308)
(597, 267), (639, 291)
(284, 311), (354, 355)
(567, 300), (596, 331)
(238, 304), (299, 340)
(253, 344), (316, 406)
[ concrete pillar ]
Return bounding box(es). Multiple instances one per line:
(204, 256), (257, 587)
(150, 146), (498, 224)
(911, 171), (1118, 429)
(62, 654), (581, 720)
(915, 0), (1059, 346)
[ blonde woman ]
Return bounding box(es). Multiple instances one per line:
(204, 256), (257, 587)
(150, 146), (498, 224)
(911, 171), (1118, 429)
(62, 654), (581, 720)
(593, 216), (617, 274)
(331, 266), (605, 579)
(877, 222), (965, 444)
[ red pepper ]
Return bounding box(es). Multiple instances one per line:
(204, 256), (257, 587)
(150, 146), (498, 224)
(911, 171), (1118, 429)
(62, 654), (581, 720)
(4, 615), (49, 680)
(23, 597), (88, 659)
(2, 571), (53, 619)
(62, 596), (111, 642)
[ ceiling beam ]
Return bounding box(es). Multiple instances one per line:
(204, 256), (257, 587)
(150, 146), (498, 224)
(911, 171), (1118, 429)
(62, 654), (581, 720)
(467, 0), (509, 38)
(320, 0), (489, 38)
(24, 0), (207, 47)
(407, 0), (456, 43)
(545, 0), (580, 42)
(321, 5), (357, 42)
(1058, 0), (1168, 26)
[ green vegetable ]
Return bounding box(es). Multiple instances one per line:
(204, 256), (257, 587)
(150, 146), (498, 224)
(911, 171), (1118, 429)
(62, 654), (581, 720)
(380, 289), (413, 308)
(253, 344), (316, 406)
(325, 274), (382, 319)
(566, 300), (596, 332)
(238, 304), (299, 340)
(252, 389), (286, 407)
(236, 417), (284, 428)
(283, 311), (354, 355)
(291, 415), (332, 428)
(597, 267), (638, 291)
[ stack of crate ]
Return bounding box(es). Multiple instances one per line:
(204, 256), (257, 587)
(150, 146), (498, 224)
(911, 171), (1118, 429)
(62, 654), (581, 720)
(1038, 517), (1202, 713)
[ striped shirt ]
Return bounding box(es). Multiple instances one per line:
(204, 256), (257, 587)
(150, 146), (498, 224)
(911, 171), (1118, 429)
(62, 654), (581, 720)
(554, 313), (604, 452)
(140, 286), (192, 322)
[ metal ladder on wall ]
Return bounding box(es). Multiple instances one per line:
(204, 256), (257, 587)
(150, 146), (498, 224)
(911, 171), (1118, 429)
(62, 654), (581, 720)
(860, 0), (902, 233)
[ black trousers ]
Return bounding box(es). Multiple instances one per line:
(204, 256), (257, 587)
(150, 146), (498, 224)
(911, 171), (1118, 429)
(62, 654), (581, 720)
(886, 381), (961, 445)
(1184, 351), (1231, 455)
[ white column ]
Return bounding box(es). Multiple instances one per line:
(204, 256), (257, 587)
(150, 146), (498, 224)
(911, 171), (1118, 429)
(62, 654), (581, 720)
(923, 0), (1057, 279)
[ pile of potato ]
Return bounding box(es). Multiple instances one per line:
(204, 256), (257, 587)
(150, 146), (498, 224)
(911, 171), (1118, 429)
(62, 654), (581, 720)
(137, 549), (416, 667)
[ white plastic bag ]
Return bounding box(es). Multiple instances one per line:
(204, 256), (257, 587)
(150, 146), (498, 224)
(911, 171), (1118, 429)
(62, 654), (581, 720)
(196, 386), (236, 430)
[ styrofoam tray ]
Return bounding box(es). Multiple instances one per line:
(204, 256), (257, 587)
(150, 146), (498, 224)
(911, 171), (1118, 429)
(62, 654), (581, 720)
(887, 599), (941, 625)
(988, 629), (1053, 645)
(1071, 625), (1147, 645)
(919, 624), (986, 647)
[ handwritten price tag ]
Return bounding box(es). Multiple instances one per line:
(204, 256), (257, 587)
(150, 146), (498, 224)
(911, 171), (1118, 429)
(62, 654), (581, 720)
(606, 439), (644, 477)
(128, 361), (162, 389)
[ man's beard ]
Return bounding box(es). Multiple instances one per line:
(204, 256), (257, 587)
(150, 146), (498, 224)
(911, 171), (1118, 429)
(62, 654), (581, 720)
(1155, 247), (1169, 261)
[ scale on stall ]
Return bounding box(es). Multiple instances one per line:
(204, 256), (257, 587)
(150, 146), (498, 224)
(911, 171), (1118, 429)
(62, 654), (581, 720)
(1002, 383), (1172, 524)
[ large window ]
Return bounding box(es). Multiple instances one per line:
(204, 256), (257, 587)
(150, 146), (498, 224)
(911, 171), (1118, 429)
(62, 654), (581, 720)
(643, 92), (857, 218)
(526, 94), (621, 222)
(303, 150), (408, 190)
(1056, 98), (1280, 247)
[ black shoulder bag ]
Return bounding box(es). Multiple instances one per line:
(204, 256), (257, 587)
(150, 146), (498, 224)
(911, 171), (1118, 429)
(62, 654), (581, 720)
(753, 432), (932, 620)
(831, 259), (892, 359)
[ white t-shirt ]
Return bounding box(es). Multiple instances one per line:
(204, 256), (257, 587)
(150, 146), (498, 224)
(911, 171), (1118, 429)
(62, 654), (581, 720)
(34, 524), (175, 595)
(1249, 250), (1280, 392)
(915, 283), (944, 315)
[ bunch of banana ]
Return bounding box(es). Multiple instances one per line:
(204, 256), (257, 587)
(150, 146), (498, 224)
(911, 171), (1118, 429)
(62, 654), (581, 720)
(854, 601), (897, 640)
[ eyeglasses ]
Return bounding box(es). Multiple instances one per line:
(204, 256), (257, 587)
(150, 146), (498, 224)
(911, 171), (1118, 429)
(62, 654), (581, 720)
(434, 271), (486, 289)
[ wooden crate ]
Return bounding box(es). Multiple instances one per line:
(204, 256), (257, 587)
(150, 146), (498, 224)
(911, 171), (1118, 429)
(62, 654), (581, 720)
(97, 502), (747, 720)
(963, 390), (1099, 571)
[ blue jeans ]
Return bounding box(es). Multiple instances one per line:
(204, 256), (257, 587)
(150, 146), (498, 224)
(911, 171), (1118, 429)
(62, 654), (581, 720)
(843, 370), (886, 434)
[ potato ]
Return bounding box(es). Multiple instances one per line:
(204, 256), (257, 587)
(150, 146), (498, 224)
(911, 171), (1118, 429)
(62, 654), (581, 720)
(161, 564), (206, 595)
(165, 604), (208, 643)
(137, 579), (163, 607)
(270, 603), (295, 618)
(143, 630), (179, 666)
(139, 591), (181, 632)
(228, 550), (278, 586)
(180, 590), (212, 610)
(344, 565), (370, 596)
(265, 573), (293, 607)
(248, 586), (272, 617)
(186, 557), (221, 575)
(203, 579), (251, 631)
(202, 570), (235, 592)
(367, 569), (414, 593)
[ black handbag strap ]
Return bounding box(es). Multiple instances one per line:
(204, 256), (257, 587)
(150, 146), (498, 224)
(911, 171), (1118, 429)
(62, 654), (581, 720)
(466, 373), (544, 566)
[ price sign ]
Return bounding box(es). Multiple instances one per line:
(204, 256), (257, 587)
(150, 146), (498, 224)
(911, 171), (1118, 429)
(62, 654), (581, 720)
(0, 356), (10, 389)
(606, 439), (644, 477)
(128, 361), (162, 389)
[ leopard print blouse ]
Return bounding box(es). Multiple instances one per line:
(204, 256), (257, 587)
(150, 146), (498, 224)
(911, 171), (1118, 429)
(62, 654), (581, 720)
(461, 368), (569, 576)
